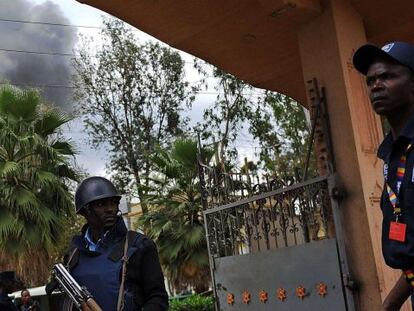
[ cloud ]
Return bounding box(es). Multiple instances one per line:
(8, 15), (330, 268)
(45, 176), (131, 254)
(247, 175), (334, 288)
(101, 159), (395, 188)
(0, 0), (77, 111)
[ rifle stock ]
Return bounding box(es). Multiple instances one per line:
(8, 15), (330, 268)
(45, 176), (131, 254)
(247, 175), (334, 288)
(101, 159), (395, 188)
(81, 299), (102, 311)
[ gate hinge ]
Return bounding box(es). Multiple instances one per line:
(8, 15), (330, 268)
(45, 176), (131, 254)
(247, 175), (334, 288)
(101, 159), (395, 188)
(343, 274), (357, 291)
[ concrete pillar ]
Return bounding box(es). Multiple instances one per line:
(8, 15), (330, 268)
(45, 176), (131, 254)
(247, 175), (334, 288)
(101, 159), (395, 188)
(297, 0), (411, 310)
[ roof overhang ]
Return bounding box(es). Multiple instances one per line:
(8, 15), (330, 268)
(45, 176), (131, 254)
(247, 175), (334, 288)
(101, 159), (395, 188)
(76, 0), (414, 104)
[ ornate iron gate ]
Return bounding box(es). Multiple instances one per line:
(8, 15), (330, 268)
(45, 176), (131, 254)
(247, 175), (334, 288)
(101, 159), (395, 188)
(198, 80), (356, 310)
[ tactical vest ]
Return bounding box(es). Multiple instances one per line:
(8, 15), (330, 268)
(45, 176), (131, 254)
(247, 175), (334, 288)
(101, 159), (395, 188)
(67, 231), (146, 311)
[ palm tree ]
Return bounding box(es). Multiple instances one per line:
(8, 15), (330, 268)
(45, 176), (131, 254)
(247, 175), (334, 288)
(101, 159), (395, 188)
(0, 85), (78, 285)
(137, 138), (213, 294)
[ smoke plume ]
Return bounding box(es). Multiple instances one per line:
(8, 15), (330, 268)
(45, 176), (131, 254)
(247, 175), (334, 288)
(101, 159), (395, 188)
(0, 0), (77, 111)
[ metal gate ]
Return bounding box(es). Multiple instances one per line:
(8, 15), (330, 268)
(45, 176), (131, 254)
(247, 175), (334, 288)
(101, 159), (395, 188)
(198, 80), (356, 310)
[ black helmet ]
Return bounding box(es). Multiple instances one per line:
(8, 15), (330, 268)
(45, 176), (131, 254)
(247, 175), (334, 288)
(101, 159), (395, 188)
(75, 176), (121, 213)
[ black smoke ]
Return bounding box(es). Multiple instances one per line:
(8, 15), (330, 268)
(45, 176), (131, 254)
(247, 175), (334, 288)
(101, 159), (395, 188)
(0, 0), (77, 111)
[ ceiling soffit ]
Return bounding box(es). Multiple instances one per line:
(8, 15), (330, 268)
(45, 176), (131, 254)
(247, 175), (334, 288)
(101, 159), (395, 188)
(77, 0), (322, 104)
(77, 0), (414, 103)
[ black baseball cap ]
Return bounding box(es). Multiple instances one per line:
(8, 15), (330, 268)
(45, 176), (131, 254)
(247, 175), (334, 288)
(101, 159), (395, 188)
(353, 41), (414, 75)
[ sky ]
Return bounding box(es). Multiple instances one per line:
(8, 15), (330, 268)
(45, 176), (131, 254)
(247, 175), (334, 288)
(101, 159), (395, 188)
(0, 0), (258, 178)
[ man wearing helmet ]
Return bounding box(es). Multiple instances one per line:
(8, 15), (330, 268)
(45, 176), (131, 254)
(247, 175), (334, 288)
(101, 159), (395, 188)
(66, 176), (168, 311)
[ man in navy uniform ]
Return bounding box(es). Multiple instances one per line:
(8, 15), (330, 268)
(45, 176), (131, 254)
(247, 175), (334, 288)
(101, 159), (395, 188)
(353, 42), (414, 310)
(0, 271), (18, 311)
(65, 176), (168, 311)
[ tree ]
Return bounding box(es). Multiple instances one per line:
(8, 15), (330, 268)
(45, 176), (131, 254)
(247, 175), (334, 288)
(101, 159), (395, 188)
(0, 85), (78, 285)
(248, 92), (316, 179)
(195, 61), (315, 179)
(194, 64), (254, 168)
(73, 19), (195, 213)
(137, 138), (213, 293)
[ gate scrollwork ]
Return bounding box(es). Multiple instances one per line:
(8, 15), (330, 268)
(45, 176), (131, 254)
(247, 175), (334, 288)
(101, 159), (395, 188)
(200, 167), (334, 258)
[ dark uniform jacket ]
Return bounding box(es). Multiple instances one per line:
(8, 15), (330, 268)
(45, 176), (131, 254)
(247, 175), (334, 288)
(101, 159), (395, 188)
(378, 112), (414, 269)
(17, 300), (42, 311)
(0, 292), (17, 311)
(67, 218), (168, 311)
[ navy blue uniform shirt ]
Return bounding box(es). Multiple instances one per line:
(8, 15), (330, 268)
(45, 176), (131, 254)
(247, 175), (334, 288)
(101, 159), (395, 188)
(378, 112), (414, 269)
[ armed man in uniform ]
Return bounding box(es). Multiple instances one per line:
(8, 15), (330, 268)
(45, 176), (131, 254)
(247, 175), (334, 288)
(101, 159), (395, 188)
(64, 176), (168, 311)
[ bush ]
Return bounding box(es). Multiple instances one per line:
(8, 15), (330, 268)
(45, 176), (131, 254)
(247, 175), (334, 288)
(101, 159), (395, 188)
(169, 294), (214, 311)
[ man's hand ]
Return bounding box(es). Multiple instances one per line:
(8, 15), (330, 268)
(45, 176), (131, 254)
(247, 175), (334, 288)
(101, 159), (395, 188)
(381, 273), (411, 311)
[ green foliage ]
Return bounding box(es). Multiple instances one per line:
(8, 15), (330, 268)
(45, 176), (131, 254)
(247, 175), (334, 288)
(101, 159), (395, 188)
(73, 18), (195, 211)
(137, 138), (212, 292)
(249, 92), (317, 178)
(194, 64), (253, 165)
(0, 85), (78, 284)
(194, 60), (316, 179)
(169, 295), (214, 311)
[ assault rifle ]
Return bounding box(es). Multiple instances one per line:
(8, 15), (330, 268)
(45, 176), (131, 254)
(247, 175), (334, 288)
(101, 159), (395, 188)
(48, 263), (102, 311)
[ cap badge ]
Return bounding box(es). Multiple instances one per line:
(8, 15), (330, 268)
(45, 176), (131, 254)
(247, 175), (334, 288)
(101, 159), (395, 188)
(382, 43), (394, 52)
